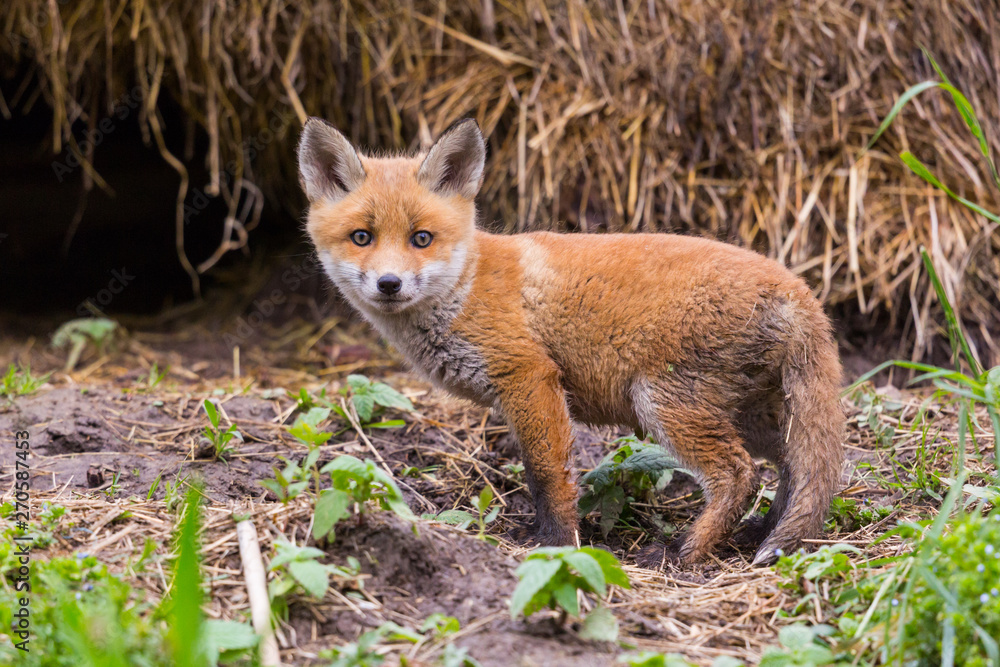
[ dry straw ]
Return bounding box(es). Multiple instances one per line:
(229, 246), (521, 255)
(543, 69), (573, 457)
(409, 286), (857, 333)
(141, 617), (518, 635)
(1, 0), (998, 363)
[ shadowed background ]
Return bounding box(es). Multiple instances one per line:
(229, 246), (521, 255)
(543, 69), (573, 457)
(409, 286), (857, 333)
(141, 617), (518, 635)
(1, 0), (998, 369)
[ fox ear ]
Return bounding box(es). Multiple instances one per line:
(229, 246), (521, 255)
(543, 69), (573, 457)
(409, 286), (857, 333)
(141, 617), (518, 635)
(417, 119), (486, 199)
(297, 118), (366, 203)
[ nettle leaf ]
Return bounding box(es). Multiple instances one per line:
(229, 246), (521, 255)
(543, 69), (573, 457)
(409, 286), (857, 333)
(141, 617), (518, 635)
(598, 485), (626, 537)
(368, 381), (414, 411)
(270, 542), (325, 570)
(299, 407), (332, 428)
(776, 624), (815, 650)
(552, 583), (580, 617)
(619, 445), (680, 476)
(346, 374), (371, 391)
(288, 559), (330, 598)
(579, 605), (619, 642)
(428, 509), (476, 529)
(203, 619), (258, 652)
(384, 495), (416, 520)
(562, 551), (606, 596)
(510, 559), (563, 618)
(313, 488), (352, 540)
(580, 547), (630, 589)
(352, 393), (376, 422)
(322, 454), (368, 477)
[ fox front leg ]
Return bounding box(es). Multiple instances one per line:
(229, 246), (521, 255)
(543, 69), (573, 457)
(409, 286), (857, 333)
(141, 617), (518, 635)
(494, 359), (578, 546)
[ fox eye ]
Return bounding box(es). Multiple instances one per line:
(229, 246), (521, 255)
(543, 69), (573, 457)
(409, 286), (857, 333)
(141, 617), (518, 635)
(411, 231), (433, 248)
(350, 230), (372, 246)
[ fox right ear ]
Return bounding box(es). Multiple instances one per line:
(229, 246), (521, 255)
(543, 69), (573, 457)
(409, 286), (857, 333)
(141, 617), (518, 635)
(297, 118), (366, 203)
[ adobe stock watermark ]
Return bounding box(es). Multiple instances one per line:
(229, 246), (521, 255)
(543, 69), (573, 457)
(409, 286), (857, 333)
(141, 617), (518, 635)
(183, 108), (298, 225)
(51, 86), (144, 183)
(222, 256), (323, 347)
(76, 267), (136, 316)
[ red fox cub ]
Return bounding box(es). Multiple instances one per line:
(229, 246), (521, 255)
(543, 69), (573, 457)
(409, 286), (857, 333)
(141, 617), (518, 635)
(297, 118), (844, 565)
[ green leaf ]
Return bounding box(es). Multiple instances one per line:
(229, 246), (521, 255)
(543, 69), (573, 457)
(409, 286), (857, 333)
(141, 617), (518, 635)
(321, 455), (368, 476)
(551, 583), (580, 616)
(510, 559), (563, 619)
(352, 393), (375, 422)
(203, 619), (258, 652)
(364, 419), (406, 429)
(313, 489), (352, 540)
(562, 551), (607, 596)
(169, 486), (208, 666)
(346, 374), (371, 393)
(288, 559), (330, 598)
(579, 605), (619, 642)
(203, 399), (219, 429)
(776, 624), (814, 650)
(901, 153), (1000, 223)
(368, 382), (414, 411)
(580, 547), (631, 589)
(864, 80), (941, 152)
(384, 495), (416, 520)
(429, 509), (476, 529)
(475, 487), (494, 513)
(270, 541), (326, 570)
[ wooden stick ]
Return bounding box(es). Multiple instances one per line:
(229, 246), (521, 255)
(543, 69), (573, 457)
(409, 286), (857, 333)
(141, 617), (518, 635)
(236, 516), (281, 666)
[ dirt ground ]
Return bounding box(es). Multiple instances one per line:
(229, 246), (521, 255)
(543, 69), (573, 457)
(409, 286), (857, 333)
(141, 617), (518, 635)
(0, 308), (993, 666)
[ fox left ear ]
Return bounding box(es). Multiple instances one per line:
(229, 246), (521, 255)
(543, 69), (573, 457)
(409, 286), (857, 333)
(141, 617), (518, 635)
(417, 119), (486, 199)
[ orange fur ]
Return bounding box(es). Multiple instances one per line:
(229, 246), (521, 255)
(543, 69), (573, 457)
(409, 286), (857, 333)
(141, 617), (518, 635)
(298, 118), (845, 565)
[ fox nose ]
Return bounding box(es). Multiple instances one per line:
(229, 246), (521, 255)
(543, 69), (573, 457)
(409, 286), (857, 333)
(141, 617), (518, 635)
(376, 274), (402, 295)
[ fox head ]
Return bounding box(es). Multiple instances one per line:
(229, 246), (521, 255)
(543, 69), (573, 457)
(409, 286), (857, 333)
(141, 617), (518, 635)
(297, 118), (486, 315)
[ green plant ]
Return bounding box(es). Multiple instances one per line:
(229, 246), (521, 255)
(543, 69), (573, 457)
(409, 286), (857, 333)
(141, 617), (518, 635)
(268, 541), (361, 618)
(420, 613), (460, 638)
(863, 51), (1000, 465)
(201, 399), (243, 461)
(847, 249), (1000, 471)
(578, 436), (685, 537)
(312, 456), (415, 542)
(137, 363), (169, 391)
(168, 485), (259, 666)
(438, 643), (482, 667)
(758, 625), (841, 667)
(0, 553), (165, 666)
(509, 545), (630, 640)
(162, 472), (189, 512)
(617, 652), (706, 667)
(320, 622), (421, 667)
(340, 374), (412, 424)
(260, 457), (311, 503)
(865, 50), (999, 224)
(52, 317), (119, 371)
(882, 509), (1000, 666)
(0, 489), (257, 666)
(103, 471), (123, 501)
(288, 407), (335, 448)
(424, 486), (500, 544)
(824, 497), (891, 532)
(1, 363), (49, 399)
(847, 386), (900, 449)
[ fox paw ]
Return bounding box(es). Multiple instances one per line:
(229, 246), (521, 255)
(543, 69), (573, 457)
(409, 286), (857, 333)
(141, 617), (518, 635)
(634, 542), (682, 570)
(510, 520), (575, 547)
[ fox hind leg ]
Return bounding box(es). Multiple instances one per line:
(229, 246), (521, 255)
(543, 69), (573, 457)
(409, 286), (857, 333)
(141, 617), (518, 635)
(632, 379), (759, 563)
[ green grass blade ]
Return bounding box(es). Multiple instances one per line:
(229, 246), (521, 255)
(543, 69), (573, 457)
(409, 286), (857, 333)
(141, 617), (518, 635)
(863, 80), (940, 152)
(919, 247), (982, 376)
(169, 486), (208, 666)
(922, 49), (1000, 192)
(903, 153), (1000, 223)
